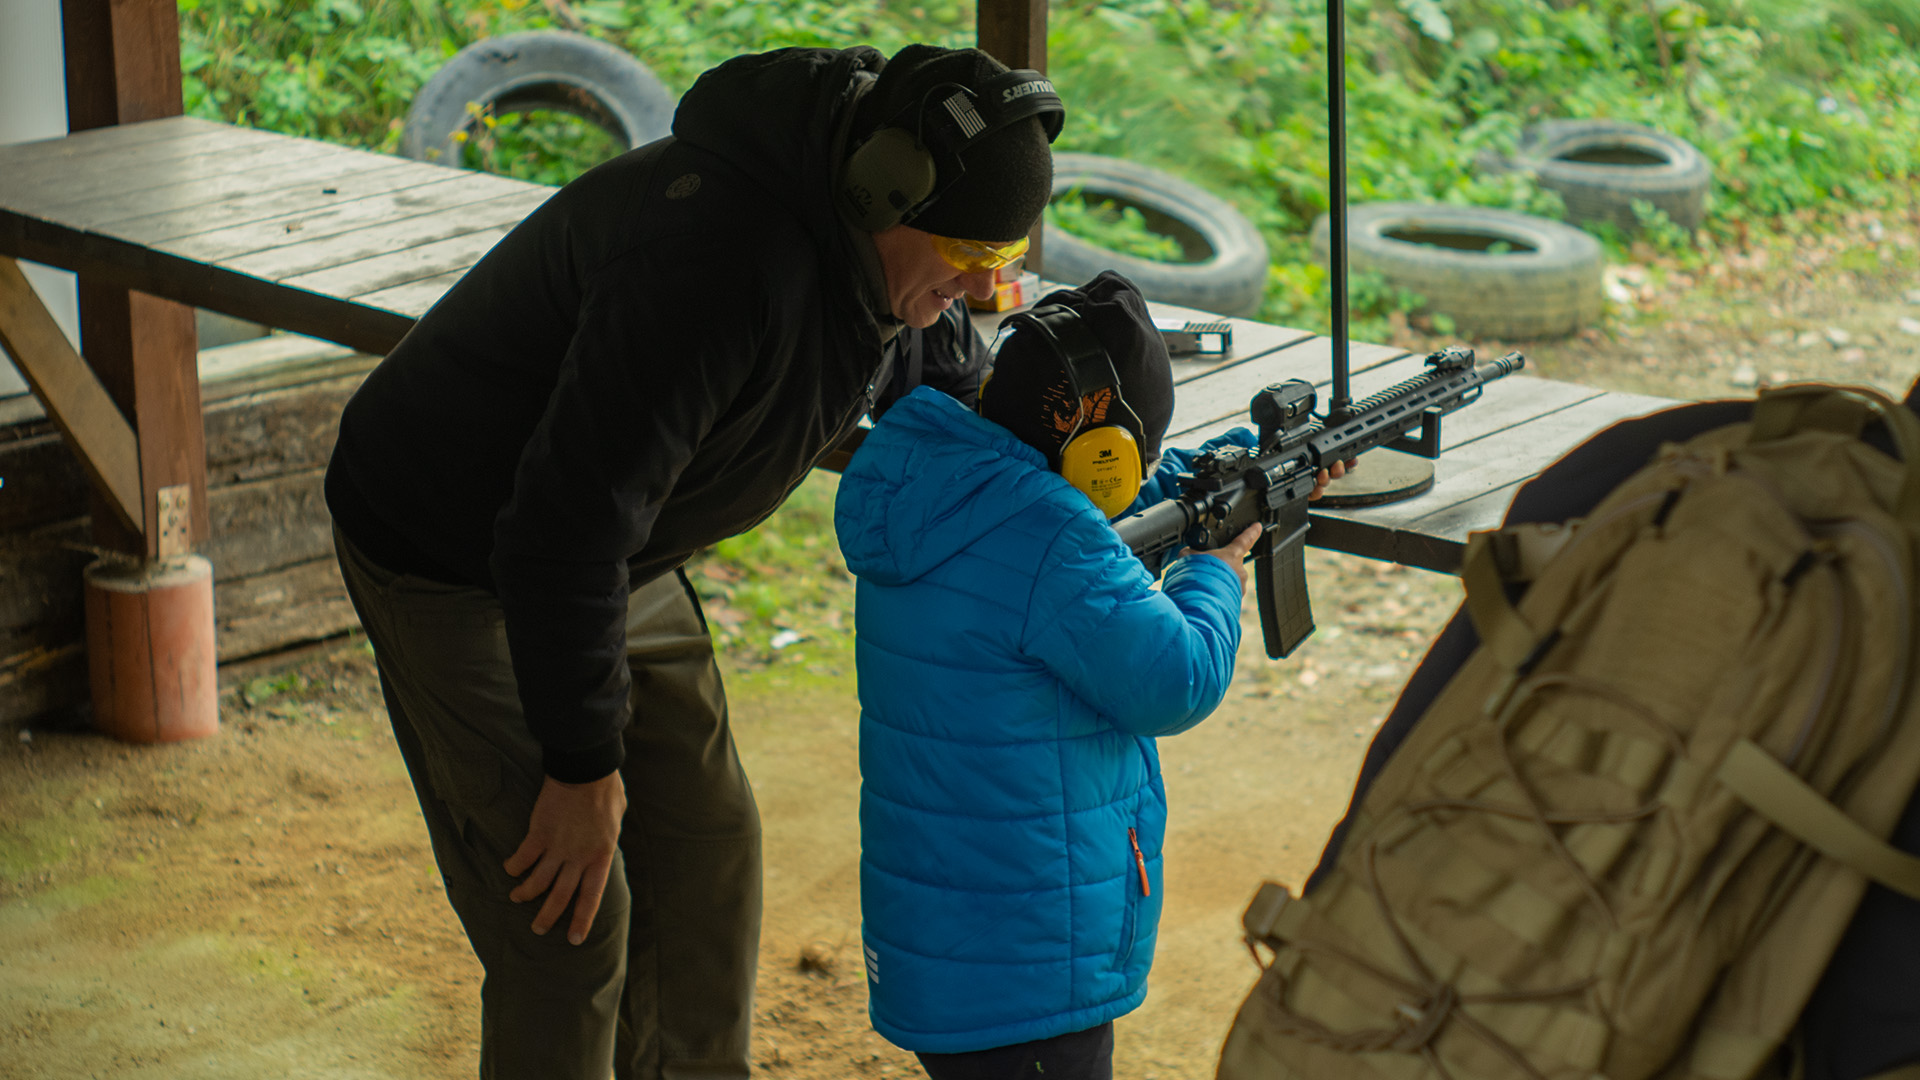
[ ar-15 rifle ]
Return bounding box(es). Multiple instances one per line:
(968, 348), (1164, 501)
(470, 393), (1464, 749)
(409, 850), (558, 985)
(1114, 346), (1526, 659)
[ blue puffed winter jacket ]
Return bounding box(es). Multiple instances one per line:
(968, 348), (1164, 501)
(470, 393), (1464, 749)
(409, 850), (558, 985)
(834, 386), (1247, 1054)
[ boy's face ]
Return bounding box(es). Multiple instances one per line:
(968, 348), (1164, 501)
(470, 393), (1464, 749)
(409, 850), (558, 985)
(871, 225), (997, 328)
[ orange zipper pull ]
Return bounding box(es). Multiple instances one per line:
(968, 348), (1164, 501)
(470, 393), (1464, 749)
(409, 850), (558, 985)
(1128, 827), (1151, 897)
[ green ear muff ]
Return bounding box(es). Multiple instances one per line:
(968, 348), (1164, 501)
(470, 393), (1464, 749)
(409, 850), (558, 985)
(840, 126), (937, 232)
(837, 70), (1065, 234)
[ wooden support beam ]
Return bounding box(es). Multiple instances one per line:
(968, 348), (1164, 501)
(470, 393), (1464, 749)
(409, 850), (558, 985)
(60, 0), (184, 131)
(0, 255), (142, 533)
(977, 0), (1051, 274)
(74, 280), (207, 557)
(977, 0), (1048, 71)
(59, 0), (206, 560)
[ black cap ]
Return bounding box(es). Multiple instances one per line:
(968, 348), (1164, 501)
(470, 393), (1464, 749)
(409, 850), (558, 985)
(853, 44), (1055, 243)
(980, 271), (1175, 469)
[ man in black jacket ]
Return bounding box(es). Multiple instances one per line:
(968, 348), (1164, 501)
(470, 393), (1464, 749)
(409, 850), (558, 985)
(325, 43), (1065, 1079)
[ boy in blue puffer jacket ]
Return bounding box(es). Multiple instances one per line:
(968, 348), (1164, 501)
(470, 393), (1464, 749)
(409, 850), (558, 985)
(836, 271), (1318, 1079)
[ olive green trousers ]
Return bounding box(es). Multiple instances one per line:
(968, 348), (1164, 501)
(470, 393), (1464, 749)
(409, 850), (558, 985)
(336, 528), (761, 1080)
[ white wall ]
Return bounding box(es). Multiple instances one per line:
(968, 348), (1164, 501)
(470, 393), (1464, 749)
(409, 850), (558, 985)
(0, 0), (80, 397)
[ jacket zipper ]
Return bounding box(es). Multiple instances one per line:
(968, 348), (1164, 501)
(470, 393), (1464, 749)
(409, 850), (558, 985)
(1128, 827), (1151, 897)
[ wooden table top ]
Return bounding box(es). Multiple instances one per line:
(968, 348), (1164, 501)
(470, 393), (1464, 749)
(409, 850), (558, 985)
(0, 115), (551, 355)
(1, 116), (1678, 572)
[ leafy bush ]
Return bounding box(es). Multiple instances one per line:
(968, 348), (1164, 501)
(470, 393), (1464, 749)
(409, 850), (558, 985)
(1046, 192), (1187, 262)
(180, 0), (1920, 337)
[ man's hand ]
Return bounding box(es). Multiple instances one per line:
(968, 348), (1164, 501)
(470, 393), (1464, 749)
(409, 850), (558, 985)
(504, 772), (627, 945)
(1307, 458), (1354, 500)
(1194, 523), (1264, 591)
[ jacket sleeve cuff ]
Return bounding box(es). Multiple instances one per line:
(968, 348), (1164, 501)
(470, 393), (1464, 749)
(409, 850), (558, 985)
(542, 736), (626, 784)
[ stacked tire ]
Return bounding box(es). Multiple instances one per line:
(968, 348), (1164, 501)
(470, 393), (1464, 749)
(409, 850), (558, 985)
(1042, 154), (1270, 318)
(1479, 119), (1711, 235)
(1311, 203), (1603, 341)
(401, 31), (676, 168)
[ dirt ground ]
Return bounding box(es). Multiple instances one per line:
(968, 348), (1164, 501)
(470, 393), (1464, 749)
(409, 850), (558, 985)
(5, 212), (1920, 1078)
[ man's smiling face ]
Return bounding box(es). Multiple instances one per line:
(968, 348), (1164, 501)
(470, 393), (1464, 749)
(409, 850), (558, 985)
(872, 225), (997, 329)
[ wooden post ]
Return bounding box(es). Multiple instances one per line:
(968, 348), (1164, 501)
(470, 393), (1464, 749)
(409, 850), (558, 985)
(59, 0), (216, 741)
(977, 0), (1050, 275)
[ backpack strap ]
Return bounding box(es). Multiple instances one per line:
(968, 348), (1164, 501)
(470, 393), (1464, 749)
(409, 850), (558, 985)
(1717, 739), (1920, 901)
(1749, 384), (1920, 527)
(1460, 532), (1561, 717)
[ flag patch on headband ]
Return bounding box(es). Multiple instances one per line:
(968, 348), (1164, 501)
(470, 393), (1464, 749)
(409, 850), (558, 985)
(943, 91), (986, 139)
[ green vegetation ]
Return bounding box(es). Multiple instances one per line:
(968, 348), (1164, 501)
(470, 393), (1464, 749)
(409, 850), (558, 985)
(1049, 191), (1189, 261)
(683, 471), (857, 681)
(181, 0), (1919, 337)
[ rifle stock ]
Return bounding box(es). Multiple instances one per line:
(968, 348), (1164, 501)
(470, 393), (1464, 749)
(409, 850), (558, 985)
(1114, 346), (1525, 658)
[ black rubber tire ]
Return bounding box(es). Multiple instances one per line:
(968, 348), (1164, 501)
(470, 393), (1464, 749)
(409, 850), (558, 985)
(401, 31), (676, 168)
(1479, 119), (1711, 235)
(1041, 153), (1270, 317)
(1310, 203), (1603, 340)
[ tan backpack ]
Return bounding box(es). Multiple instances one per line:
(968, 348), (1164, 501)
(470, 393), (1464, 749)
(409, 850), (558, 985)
(1219, 384), (1920, 1080)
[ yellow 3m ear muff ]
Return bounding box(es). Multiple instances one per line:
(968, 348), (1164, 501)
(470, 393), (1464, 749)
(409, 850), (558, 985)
(1059, 410), (1142, 519)
(1004, 304), (1147, 519)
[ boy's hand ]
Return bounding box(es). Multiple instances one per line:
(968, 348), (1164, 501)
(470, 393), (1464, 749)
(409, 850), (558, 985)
(1308, 458), (1354, 500)
(1194, 523), (1263, 591)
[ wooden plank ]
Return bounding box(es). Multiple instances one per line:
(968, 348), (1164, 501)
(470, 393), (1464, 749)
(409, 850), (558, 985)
(226, 190), (546, 281)
(978, 0), (1046, 69)
(1141, 298), (1319, 384)
(28, 137), (348, 220)
(0, 393), (46, 427)
(0, 428), (89, 534)
(0, 121), (271, 188)
(158, 172), (537, 262)
(1335, 355), (1612, 449)
(1166, 381), (1676, 569)
(1305, 390), (1677, 556)
(348, 270), (469, 320)
(1427, 374), (1608, 449)
(80, 155), (431, 237)
(203, 370), (364, 484)
(0, 115), (213, 172)
(0, 630), (88, 727)
(0, 520), (91, 636)
(204, 468), (335, 582)
(970, 290), (1313, 383)
(280, 228), (507, 301)
(214, 554), (358, 662)
(0, 215), (416, 353)
(0, 256), (141, 532)
(77, 281), (209, 555)
(976, 0), (1048, 270)
(1166, 336), (1409, 439)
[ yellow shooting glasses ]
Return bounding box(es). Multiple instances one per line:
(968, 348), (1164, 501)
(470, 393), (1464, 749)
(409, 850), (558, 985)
(931, 233), (1030, 274)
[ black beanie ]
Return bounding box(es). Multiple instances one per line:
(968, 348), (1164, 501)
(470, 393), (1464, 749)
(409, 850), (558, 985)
(851, 44), (1054, 243)
(980, 270), (1175, 470)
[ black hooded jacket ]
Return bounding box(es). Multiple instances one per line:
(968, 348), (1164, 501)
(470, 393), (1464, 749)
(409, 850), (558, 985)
(325, 46), (983, 782)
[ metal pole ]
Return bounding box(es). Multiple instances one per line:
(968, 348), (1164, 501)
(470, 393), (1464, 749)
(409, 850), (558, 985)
(1326, 0), (1351, 420)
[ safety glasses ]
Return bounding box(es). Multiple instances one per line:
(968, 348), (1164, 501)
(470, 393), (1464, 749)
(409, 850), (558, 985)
(931, 233), (1030, 274)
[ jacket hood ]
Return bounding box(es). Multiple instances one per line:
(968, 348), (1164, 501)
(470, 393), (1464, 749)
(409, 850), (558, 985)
(837, 387), (1069, 587)
(672, 45), (883, 260)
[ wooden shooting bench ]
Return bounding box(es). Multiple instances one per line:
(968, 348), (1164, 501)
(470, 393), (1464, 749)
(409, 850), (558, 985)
(0, 5), (1673, 733)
